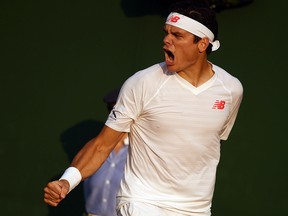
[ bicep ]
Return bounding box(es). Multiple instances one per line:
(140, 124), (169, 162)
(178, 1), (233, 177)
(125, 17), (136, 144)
(97, 125), (127, 151)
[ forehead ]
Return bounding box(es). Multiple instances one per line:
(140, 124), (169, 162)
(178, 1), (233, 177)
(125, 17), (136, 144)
(164, 24), (192, 35)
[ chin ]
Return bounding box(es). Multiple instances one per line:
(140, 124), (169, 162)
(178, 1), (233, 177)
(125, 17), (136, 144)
(166, 64), (177, 73)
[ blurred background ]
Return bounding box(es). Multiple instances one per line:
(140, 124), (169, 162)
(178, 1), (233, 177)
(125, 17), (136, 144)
(1, 0), (287, 215)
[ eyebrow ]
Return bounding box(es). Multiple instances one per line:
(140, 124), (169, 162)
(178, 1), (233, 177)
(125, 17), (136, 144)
(164, 29), (185, 38)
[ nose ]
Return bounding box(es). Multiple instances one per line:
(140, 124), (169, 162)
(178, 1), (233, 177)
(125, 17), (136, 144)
(163, 34), (172, 45)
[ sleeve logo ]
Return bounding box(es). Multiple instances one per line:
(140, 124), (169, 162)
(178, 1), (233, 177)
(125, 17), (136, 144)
(112, 110), (117, 118)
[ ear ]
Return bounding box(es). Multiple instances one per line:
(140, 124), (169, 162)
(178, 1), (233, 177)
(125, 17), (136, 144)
(198, 37), (210, 53)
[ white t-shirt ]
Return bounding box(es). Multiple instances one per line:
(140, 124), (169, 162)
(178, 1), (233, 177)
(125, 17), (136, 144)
(105, 62), (243, 215)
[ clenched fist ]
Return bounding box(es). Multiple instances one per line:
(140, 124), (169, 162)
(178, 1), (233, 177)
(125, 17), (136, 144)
(43, 179), (70, 206)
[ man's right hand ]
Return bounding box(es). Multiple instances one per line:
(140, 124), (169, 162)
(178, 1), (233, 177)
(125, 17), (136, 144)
(43, 180), (70, 206)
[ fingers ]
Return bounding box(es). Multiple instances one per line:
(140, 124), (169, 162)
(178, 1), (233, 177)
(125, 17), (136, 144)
(43, 180), (69, 206)
(43, 195), (61, 207)
(59, 179), (70, 198)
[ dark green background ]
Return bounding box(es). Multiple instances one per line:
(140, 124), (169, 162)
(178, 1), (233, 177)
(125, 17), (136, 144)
(1, 0), (287, 215)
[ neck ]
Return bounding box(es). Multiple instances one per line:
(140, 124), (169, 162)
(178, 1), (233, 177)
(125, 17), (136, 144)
(177, 61), (214, 87)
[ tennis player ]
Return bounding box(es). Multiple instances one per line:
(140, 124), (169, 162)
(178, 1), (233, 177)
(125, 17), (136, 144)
(44, 1), (243, 215)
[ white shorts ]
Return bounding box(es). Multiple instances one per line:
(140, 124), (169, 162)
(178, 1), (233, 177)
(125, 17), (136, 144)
(117, 202), (185, 216)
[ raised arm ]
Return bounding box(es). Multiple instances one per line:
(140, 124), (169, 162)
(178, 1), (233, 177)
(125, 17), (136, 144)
(43, 125), (126, 207)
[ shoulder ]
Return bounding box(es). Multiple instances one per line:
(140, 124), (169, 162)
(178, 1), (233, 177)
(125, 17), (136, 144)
(119, 62), (171, 105)
(122, 62), (171, 90)
(128, 62), (170, 82)
(213, 64), (243, 95)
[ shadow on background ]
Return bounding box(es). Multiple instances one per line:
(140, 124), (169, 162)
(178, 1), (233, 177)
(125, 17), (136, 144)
(47, 120), (104, 216)
(120, 0), (254, 17)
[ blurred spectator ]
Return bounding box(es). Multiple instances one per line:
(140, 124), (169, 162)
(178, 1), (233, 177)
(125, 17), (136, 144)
(83, 88), (129, 216)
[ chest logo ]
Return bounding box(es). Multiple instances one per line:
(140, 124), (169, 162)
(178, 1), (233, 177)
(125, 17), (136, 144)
(212, 100), (226, 110)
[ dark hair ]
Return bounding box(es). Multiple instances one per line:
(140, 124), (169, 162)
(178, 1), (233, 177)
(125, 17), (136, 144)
(168, 0), (218, 54)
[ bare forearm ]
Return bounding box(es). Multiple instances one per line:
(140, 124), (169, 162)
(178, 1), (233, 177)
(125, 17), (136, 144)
(43, 126), (125, 206)
(70, 137), (112, 180)
(70, 125), (126, 180)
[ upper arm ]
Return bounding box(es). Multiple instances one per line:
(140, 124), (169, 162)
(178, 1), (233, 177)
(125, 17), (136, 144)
(220, 79), (243, 140)
(97, 125), (127, 151)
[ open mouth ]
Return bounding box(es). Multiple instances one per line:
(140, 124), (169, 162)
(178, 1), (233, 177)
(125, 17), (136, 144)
(163, 48), (174, 63)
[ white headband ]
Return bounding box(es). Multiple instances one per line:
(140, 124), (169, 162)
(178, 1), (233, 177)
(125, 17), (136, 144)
(166, 12), (220, 51)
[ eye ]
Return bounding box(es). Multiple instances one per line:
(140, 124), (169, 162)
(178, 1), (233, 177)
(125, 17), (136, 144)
(173, 33), (182, 39)
(163, 29), (168, 36)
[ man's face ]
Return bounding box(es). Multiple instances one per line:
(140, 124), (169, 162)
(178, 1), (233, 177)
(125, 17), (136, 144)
(163, 24), (200, 73)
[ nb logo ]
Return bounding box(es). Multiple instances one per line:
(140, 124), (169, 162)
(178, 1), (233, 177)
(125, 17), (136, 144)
(168, 15), (180, 23)
(212, 100), (226, 110)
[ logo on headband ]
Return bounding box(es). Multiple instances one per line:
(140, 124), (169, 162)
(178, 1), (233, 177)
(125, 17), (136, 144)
(168, 15), (180, 23)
